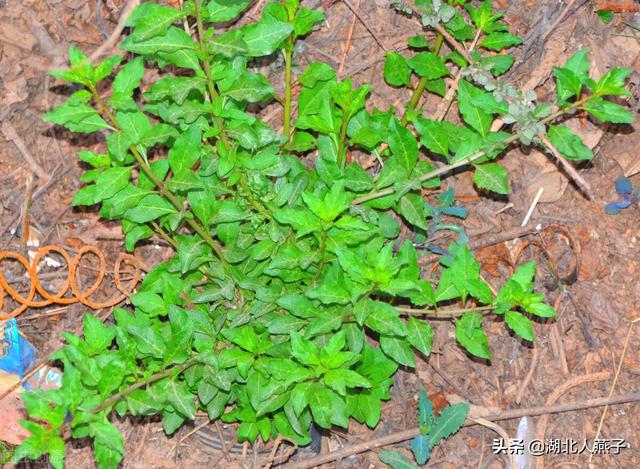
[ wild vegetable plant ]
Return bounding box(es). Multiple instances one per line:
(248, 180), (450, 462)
(16, 1), (634, 468)
(379, 389), (469, 468)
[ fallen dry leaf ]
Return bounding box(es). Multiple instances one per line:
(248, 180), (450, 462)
(0, 373), (29, 445)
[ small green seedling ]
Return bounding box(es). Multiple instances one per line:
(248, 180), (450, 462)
(379, 389), (469, 467)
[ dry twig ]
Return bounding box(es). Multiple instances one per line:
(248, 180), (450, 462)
(89, 0), (141, 62)
(291, 391), (640, 469)
(538, 133), (594, 200)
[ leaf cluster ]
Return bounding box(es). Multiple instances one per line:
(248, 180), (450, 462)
(17, 1), (635, 468)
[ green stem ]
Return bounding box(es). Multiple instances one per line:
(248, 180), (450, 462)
(401, 33), (444, 126)
(90, 88), (229, 270)
(193, 0), (228, 144)
(352, 96), (594, 206)
(396, 305), (496, 318)
(313, 231), (329, 282)
(283, 45), (294, 139)
(88, 359), (197, 414)
(336, 116), (350, 170)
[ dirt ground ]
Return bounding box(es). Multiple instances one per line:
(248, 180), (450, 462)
(1, 0), (639, 468)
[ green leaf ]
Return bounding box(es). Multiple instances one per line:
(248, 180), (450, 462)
(130, 4), (183, 42)
(457, 81), (492, 137)
(379, 450), (419, 469)
(94, 167), (132, 202)
(406, 317), (432, 357)
(546, 125), (593, 161)
(596, 9), (613, 23)
(524, 302), (556, 318)
(396, 193), (430, 230)
(223, 72), (274, 102)
(563, 49), (590, 79)
(294, 7), (324, 37)
(91, 420), (124, 469)
(127, 325), (166, 358)
(241, 19), (293, 57)
(380, 336), (415, 367)
(428, 403), (469, 447)
(553, 66), (582, 104)
(593, 67), (631, 96)
(412, 434), (431, 465)
(324, 369), (371, 396)
(166, 379), (196, 419)
(455, 312), (491, 360)
(207, 0), (252, 22)
(505, 311), (535, 341)
(121, 25), (194, 55)
(414, 117), (452, 157)
(124, 194), (177, 223)
(384, 52), (412, 87)
(365, 301), (407, 337)
(473, 163), (509, 194)
(582, 97), (635, 124)
(44, 101), (112, 134)
(111, 57), (144, 110)
(408, 52), (449, 80)
(210, 29), (249, 57)
(480, 32), (522, 51)
(307, 280), (350, 305)
(83, 314), (115, 353)
(388, 118), (419, 175)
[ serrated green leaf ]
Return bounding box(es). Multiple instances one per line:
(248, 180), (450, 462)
(388, 118), (418, 175)
(379, 450), (419, 469)
(582, 97), (635, 124)
(124, 194), (177, 223)
(406, 317), (432, 357)
(480, 32), (522, 51)
(546, 125), (593, 161)
(241, 19), (293, 57)
(384, 52), (412, 87)
(207, 0), (252, 22)
(408, 52), (449, 79)
(455, 312), (491, 359)
(505, 311), (535, 341)
(473, 162), (509, 194)
(380, 336), (415, 367)
(428, 403), (469, 447)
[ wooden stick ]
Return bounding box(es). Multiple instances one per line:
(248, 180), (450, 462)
(342, 0), (389, 51)
(538, 133), (593, 200)
(338, 0), (361, 73)
(89, 0), (141, 62)
(290, 392), (640, 469)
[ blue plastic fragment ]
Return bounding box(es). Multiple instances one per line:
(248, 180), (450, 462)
(0, 319), (37, 389)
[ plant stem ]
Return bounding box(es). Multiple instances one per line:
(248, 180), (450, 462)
(401, 33), (444, 126)
(351, 96), (594, 206)
(435, 23), (471, 62)
(396, 304), (496, 318)
(193, 0), (228, 145)
(89, 359), (197, 414)
(90, 88), (230, 270)
(313, 231), (329, 282)
(283, 45), (294, 139)
(336, 116), (350, 170)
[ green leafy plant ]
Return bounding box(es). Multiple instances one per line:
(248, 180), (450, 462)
(379, 389), (469, 468)
(16, 0), (634, 468)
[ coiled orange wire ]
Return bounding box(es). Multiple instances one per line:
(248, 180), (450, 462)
(0, 245), (141, 320)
